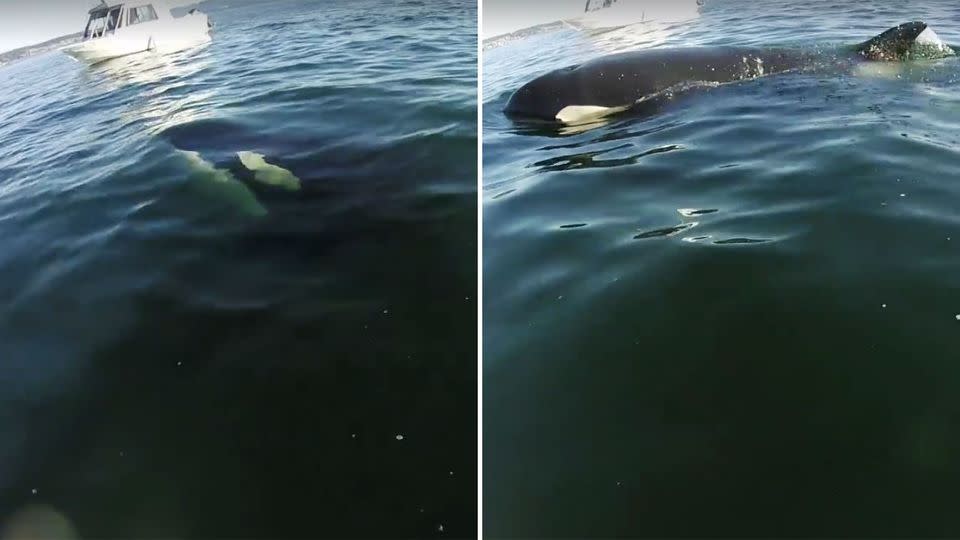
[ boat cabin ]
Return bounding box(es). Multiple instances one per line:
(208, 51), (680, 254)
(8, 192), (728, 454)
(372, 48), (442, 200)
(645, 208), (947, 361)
(82, 2), (163, 40)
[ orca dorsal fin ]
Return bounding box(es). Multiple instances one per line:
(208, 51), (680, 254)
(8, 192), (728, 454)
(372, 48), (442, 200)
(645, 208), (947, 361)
(855, 21), (932, 60)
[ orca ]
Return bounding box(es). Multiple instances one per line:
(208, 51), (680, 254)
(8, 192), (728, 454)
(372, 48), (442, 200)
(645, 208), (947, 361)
(504, 22), (955, 125)
(179, 150), (268, 218)
(237, 151), (301, 191)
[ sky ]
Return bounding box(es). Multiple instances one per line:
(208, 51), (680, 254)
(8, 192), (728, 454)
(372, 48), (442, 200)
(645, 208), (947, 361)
(0, 1), (94, 53)
(483, 0), (587, 40)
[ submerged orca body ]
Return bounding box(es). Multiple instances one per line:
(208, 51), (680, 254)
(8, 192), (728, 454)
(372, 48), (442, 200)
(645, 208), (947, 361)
(504, 22), (954, 125)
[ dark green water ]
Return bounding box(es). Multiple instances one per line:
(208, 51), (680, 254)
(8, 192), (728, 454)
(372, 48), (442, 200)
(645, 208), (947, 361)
(0, 0), (476, 537)
(484, 1), (960, 536)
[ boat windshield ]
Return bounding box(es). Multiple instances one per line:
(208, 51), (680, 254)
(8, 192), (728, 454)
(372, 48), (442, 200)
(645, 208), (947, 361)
(584, 0), (617, 12)
(106, 7), (122, 31)
(84, 10), (108, 39)
(84, 5), (123, 39)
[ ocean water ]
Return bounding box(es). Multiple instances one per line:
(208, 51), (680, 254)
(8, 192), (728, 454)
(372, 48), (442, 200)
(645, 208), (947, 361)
(0, 0), (476, 537)
(484, 1), (960, 536)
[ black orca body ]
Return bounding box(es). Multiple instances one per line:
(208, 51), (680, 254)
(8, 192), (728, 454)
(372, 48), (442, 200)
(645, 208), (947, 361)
(505, 22), (954, 125)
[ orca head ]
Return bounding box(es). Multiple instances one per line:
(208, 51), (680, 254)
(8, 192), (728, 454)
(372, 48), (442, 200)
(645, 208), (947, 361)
(855, 21), (955, 61)
(503, 66), (576, 123)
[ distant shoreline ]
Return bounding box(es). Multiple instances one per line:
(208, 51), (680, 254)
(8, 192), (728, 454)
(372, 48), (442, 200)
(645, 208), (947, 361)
(0, 33), (82, 68)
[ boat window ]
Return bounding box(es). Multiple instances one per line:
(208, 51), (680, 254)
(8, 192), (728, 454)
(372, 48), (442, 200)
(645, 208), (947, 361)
(84, 10), (109, 39)
(127, 4), (159, 26)
(106, 7), (122, 31)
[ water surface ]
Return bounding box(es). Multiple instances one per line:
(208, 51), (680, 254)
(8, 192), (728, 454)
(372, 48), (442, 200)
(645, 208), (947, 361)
(0, 0), (477, 537)
(484, 1), (960, 536)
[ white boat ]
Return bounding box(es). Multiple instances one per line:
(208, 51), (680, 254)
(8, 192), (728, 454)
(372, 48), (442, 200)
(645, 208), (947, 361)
(62, 0), (211, 64)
